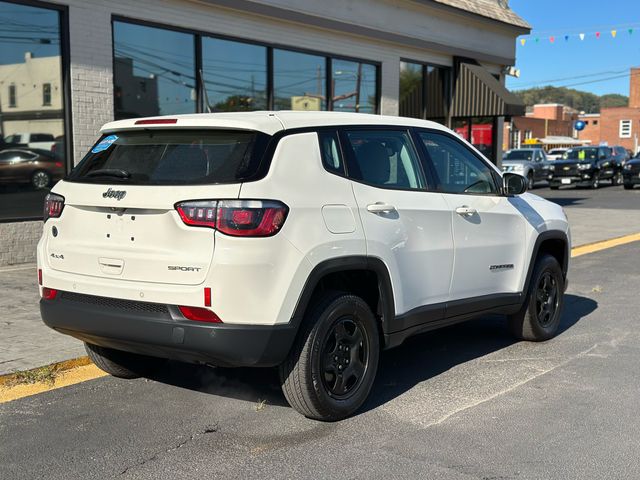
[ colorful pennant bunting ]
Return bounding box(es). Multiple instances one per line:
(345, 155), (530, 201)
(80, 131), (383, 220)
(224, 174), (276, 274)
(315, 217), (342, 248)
(518, 25), (637, 46)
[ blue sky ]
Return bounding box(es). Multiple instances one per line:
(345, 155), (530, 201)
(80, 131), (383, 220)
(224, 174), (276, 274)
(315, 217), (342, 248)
(507, 0), (640, 96)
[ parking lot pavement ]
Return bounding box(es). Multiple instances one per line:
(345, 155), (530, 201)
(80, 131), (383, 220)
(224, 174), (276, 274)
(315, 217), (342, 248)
(0, 264), (84, 375)
(1, 241), (639, 479)
(536, 184), (640, 246)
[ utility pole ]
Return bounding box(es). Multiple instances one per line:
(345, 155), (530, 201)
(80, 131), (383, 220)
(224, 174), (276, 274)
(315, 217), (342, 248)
(355, 63), (362, 113)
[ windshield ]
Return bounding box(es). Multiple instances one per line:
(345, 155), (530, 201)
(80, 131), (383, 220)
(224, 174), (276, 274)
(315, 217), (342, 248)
(67, 129), (269, 185)
(504, 150), (534, 161)
(563, 148), (599, 160)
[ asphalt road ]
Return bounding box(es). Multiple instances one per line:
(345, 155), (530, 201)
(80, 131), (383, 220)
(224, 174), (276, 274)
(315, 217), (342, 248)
(1, 242), (639, 479)
(535, 182), (640, 210)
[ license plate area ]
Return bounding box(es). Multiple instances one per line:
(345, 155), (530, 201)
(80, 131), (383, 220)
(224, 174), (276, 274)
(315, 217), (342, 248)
(561, 178), (572, 184)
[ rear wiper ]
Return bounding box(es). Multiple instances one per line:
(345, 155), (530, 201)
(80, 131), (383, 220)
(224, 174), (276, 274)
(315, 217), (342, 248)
(85, 168), (131, 179)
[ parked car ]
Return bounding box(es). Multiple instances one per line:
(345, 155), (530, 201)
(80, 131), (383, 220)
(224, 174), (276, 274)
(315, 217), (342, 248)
(622, 157), (640, 189)
(0, 148), (64, 189)
(549, 146), (622, 189)
(38, 112), (570, 421)
(51, 135), (65, 161)
(547, 148), (568, 160)
(502, 148), (550, 189)
(4, 132), (56, 151)
(611, 145), (630, 168)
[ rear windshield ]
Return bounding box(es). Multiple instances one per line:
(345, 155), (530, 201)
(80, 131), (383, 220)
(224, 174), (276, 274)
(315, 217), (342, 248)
(504, 150), (534, 161)
(67, 129), (269, 185)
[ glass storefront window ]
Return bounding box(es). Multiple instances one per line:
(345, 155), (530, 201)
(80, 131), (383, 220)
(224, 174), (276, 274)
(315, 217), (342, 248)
(453, 118), (470, 141)
(399, 61), (449, 121)
(399, 61), (423, 118)
(0, 1), (67, 221)
(202, 37), (267, 111)
(471, 116), (494, 161)
(273, 49), (326, 111)
(113, 21), (196, 119)
(425, 65), (448, 119)
(332, 59), (377, 113)
(453, 117), (496, 162)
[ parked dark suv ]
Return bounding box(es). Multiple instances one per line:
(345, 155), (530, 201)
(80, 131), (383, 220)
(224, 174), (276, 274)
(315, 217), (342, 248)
(611, 145), (630, 168)
(623, 156), (640, 189)
(549, 146), (622, 189)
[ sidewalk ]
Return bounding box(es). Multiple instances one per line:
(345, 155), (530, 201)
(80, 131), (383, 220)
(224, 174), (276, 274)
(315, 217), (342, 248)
(2, 205), (640, 375)
(0, 264), (84, 375)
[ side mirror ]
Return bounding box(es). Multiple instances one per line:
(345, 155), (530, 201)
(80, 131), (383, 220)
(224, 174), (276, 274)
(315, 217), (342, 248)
(503, 172), (527, 195)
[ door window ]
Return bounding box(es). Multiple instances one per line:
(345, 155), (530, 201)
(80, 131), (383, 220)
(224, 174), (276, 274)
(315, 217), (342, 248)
(342, 130), (426, 190)
(417, 131), (498, 194)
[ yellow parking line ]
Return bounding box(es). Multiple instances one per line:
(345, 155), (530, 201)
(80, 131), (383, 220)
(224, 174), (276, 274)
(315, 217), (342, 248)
(571, 232), (640, 258)
(0, 357), (107, 404)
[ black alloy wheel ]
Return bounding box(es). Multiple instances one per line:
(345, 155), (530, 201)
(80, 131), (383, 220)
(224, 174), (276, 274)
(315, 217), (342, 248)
(535, 272), (559, 328)
(321, 316), (369, 399)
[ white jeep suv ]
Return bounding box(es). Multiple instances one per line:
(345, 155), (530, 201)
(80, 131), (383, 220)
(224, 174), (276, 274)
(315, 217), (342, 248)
(39, 111), (570, 421)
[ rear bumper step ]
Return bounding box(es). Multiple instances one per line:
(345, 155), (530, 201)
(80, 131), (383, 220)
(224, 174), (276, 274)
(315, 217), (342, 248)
(40, 292), (297, 367)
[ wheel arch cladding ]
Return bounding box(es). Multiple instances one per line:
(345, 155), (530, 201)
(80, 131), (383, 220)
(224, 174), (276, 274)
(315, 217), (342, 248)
(289, 256), (395, 342)
(524, 231), (569, 295)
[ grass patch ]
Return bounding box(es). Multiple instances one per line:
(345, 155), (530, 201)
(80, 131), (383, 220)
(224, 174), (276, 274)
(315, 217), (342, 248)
(7, 364), (62, 386)
(0, 356), (92, 388)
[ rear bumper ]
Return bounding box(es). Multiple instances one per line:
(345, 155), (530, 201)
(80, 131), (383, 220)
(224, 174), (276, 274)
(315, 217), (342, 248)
(40, 291), (297, 367)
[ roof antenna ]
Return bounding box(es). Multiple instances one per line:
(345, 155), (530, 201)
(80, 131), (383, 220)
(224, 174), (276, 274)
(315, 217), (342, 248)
(199, 69), (213, 113)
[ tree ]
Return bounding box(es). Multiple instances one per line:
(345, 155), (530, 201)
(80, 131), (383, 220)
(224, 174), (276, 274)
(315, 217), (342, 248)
(514, 86), (628, 113)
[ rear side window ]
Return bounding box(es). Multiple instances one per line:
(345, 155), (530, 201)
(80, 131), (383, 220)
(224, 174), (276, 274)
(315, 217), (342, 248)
(67, 129), (269, 185)
(318, 130), (344, 175)
(342, 130), (426, 190)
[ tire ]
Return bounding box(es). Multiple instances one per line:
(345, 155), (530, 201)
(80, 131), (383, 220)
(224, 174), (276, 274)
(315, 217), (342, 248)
(590, 171), (600, 189)
(527, 172), (534, 190)
(550, 185), (559, 190)
(31, 170), (51, 190)
(85, 342), (162, 379)
(508, 254), (564, 342)
(624, 184), (633, 190)
(279, 292), (380, 421)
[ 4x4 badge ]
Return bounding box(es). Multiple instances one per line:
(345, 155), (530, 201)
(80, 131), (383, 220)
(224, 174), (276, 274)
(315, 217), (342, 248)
(103, 188), (127, 201)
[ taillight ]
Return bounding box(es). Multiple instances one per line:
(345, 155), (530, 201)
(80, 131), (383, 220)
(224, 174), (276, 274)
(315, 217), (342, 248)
(44, 193), (64, 221)
(38, 269), (42, 286)
(175, 200), (288, 237)
(41, 287), (58, 300)
(176, 201), (217, 228)
(178, 306), (222, 323)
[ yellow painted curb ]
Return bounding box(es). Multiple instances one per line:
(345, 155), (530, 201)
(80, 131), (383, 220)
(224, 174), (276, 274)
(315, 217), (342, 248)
(571, 232), (640, 258)
(0, 357), (107, 404)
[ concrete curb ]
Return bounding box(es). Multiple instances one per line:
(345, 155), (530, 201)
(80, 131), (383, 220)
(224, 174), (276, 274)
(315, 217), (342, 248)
(0, 356), (91, 387)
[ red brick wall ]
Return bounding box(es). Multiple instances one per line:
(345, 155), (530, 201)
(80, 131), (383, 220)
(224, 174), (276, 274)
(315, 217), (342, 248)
(579, 108), (640, 151)
(529, 104), (564, 120)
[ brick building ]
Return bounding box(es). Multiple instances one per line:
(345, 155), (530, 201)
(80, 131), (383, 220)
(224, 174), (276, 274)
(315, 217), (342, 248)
(503, 103), (579, 150)
(577, 68), (640, 154)
(0, 0), (528, 266)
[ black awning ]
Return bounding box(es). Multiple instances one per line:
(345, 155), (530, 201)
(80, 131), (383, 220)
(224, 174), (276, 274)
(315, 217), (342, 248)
(451, 62), (525, 117)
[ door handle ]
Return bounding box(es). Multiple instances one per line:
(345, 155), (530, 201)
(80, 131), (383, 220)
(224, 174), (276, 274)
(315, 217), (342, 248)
(367, 203), (397, 214)
(455, 206), (477, 217)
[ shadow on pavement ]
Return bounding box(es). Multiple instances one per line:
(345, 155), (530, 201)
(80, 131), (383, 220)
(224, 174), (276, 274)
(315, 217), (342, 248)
(148, 294), (597, 414)
(544, 197), (585, 207)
